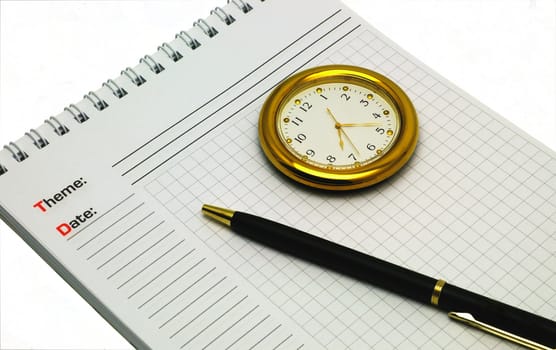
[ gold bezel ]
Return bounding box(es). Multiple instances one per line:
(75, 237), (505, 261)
(259, 65), (418, 191)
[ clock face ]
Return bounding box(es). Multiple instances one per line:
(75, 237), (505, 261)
(277, 82), (400, 170)
(258, 65), (418, 191)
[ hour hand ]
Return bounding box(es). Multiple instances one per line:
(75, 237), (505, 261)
(337, 128), (344, 150)
(327, 108), (344, 149)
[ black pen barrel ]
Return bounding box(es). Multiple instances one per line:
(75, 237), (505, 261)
(232, 211), (556, 347)
(232, 211), (437, 305)
(439, 283), (556, 347)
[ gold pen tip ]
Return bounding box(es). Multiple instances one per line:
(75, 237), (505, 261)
(202, 204), (235, 227)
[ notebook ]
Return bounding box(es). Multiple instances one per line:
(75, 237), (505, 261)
(1, 0), (555, 349)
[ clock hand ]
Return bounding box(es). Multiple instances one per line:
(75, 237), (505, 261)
(326, 108), (345, 150)
(339, 122), (382, 127)
(326, 108), (360, 156)
(337, 127), (344, 150)
(326, 107), (341, 126)
(340, 125), (361, 156)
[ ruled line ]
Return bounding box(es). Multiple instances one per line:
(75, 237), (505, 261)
(168, 284), (237, 337)
(225, 315), (270, 350)
(179, 295), (248, 348)
(147, 264), (213, 316)
(76, 203), (146, 250)
(129, 17), (352, 183)
(87, 211), (156, 260)
(107, 230), (174, 280)
(128, 248), (195, 299)
(95, 218), (160, 268)
(67, 193), (136, 241)
(138, 257), (206, 310)
(201, 305), (259, 350)
(249, 324), (282, 350)
(159, 275), (226, 328)
(117, 235), (182, 290)
(111, 9), (342, 168)
(272, 334), (293, 350)
(131, 21), (361, 186)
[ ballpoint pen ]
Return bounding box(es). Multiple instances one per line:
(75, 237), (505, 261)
(202, 204), (556, 350)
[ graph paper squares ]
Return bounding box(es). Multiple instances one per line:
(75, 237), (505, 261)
(146, 28), (556, 349)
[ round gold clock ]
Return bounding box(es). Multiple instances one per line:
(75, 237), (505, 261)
(259, 65), (418, 191)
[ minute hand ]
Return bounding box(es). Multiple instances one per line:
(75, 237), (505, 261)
(339, 122), (382, 127)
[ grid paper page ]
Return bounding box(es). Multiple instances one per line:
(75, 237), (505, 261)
(145, 21), (556, 350)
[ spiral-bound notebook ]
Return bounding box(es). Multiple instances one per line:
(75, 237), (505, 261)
(1, 0), (555, 349)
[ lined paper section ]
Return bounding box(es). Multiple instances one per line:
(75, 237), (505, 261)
(110, 9), (358, 186)
(111, 9), (343, 170)
(65, 193), (305, 348)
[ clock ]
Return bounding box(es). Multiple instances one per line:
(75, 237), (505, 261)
(258, 65), (418, 190)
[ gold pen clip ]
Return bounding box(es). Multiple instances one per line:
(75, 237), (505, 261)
(448, 312), (555, 350)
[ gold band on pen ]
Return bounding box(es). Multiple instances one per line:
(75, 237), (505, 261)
(431, 279), (446, 306)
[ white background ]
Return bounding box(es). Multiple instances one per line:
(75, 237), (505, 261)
(0, 0), (554, 349)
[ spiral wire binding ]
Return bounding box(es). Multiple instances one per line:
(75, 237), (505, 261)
(211, 7), (235, 25)
(194, 18), (219, 38)
(65, 104), (89, 123)
(84, 91), (109, 111)
(45, 117), (70, 136)
(176, 31), (201, 50)
(103, 79), (128, 98)
(0, 0), (257, 177)
(229, 0), (253, 13)
(140, 55), (165, 74)
(122, 67), (147, 86)
(158, 43), (183, 62)
(4, 142), (28, 162)
(25, 129), (49, 149)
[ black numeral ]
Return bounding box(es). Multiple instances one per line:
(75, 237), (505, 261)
(306, 149), (315, 157)
(372, 112), (382, 119)
(348, 153), (357, 161)
(299, 102), (312, 112)
(294, 133), (307, 143)
(340, 93), (351, 101)
(375, 127), (385, 135)
(367, 144), (376, 151)
(327, 155), (336, 163)
(360, 99), (369, 107)
(291, 117), (303, 126)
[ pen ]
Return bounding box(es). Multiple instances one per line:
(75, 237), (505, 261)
(202, 204), (556, 350)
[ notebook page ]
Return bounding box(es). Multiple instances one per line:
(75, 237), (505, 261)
(0, 0), (554, 349)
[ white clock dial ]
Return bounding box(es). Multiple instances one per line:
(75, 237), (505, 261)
(259, 65), (418, 190)
(277, 82), (400, 169)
